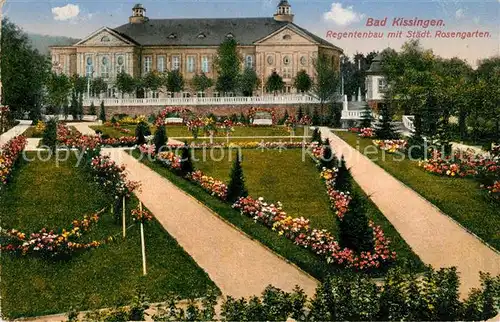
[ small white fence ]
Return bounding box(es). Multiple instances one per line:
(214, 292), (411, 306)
(402, 115), (415, 132)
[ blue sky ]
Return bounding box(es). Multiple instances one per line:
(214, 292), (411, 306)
(4, 0), (500, 65)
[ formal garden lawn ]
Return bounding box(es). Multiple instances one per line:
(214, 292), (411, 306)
(91, 124), (306, 140)
(335, 131), (500, 251)
(0, 153), (218, 319)
(134, 148), (423, 280)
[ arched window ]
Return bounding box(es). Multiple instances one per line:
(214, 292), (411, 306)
(116, 55), (125, 74)
(86, 56), (94, 78)
(226, 33), (234, 39)
(101, 36), (110, 42)
(283, 34), (291, 40)
(168, 33), (177, 39)
(101, 56), (110, 79)
(197, 33), (206, 39)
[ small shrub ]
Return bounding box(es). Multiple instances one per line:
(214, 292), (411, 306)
(334, 156), (351, 192)
(99, 101), (106, 122)
(42, 119), (57, 151)
(337, 192), (374, 253)
(89, 102), (97, 116)
(154, 125), (167, 154)
(321, 138), (337, 169)
(311, 128), (322, 142)
(226, 155), (248, 203)
(135, 121), (151, 145)
(180, 144), (194, 176)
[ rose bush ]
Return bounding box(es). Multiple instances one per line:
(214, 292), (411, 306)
(0, 135), (27, 188)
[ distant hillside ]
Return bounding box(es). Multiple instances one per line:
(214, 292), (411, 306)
(27, 33), (80, 56)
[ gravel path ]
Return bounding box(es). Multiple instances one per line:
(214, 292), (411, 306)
(102, 148), (319, 298)
(0, 122), (30, 147)
(319, 127), (500, 296)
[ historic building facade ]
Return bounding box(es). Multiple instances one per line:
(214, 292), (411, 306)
(50, 1), (343, 98)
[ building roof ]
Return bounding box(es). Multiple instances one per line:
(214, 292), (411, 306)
(133, 4), (145, 10)
(278, 0), (291, 7)
(366, 53), (383, 74)
(113, 17), (341, 50)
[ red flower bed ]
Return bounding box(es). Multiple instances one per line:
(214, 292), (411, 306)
(0, 135), (27, 187)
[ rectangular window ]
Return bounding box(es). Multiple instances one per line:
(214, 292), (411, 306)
(172, 55), (180, 70)
(245, 55), (253, 69)
(187, 56), (195, 73)
(201, 56), (209, 73)
(282, 67), (292, 79)
(157, 56), (165, 72)
(144, 56), (152, 74)
(378, 78), (387, 91)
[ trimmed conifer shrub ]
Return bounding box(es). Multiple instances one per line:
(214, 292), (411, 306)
(321, 138), (337, 169)
(99, 101), (106, 122)
(154, 125), (167, 154)
(311, 128), (322, 143)
(312, 106), (321, 125)
(335, 156), (352, 192)
(337, 192), (374, 253)
(374, 104), (398, 140)
(227, 155), (248, 203)
(89, 102), (97, 116)
(42, 118), (58, 152)
(180, 144), (194, 176)
(360, 102), (373, 128)
(135, 121), (151, 145)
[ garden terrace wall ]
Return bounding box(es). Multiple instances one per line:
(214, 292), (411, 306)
(86, 103), (321, 120)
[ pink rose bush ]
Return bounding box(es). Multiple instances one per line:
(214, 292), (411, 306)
(299, 115), (312, 126)
(359, 128), (374, 138)
(485, 181), (500, 200)
(372, 139), (407, 154)
(0, 136), (27, 187)
(188, 170), (228, 200)
(0, 210), (111, 258)
(157, 151), (182, 170)
(321, 168), (351, 220)
(90, 155), (140, 199)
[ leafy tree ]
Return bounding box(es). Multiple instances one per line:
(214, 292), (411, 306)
(338, 192), (374, 253)
(153, 125), (167, 154)
(214, 38), (241, 94)
(46, 73), (72, 114)
(135, 121), (151, 145)
(99, 101), (106, 122)
(89, 102), (96, 116)
(265, 70), (284, 95)
(227, 155), (248, 203)
(375, 104), (398, 139)
(239, 67), (259, 96)
(180, 144), (194, 176)
(2, 18), (49, 119)
(165, 69), (184, 93)
(360, 102), (373, 128)
(71, 74), (87, 95)
(312, 54), (340, 121)
(143, 71), (164, 93)
(115, 71), (137, 98)
(42, 118), (58, 151)
(91, 77), (108, 97)
(191, 73), (213, 94)
(293, 69), (312, 93)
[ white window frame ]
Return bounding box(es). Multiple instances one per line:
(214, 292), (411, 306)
(100, 56), (110, 79)
(282, 67), (292, 79)
(157, 56), (165, 73)
(201, 56), (210, 73)
(187, 55), (195, 73)
(143, 56), (152, 74)
(172, 55), (180, 70)
(85, 56), (94, 78)
(378, 78), (387, 91)
(116, 55), (125, 74)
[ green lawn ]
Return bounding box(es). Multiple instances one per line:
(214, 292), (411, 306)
(335, 131), (500, 251)
(91, 125), (306, 140)
(134, 149), (423, 280)
(0, 153), (218, 319)
(22, 126), (43, 138)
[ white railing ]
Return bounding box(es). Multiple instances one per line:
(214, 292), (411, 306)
(403, 115), (415, 132)
(341, 110), (363, 119)
(83, 95), (321, 107)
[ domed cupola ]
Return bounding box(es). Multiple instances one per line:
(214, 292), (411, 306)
(274, 0), (294, 23)
(130, 3), (149, 24)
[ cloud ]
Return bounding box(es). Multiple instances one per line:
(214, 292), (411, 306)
(52, 4), (80, 21)
(323, 3), (365, 26)
(455, 8), (465, 19)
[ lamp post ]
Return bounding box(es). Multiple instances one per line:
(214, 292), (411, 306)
(0, 0), (7, 106)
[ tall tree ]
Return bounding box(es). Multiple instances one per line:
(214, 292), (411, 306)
(214, 38), (241, 94)
(91, 77), (108, 98)
(238, 67), (259, 96)
(312, 54), (340, 121)
(359, 102), (373, 128)
(46, 72), (72, 114)
(227, 155), (248, 203)
(71, 74), (88, 96)
(143, 71), (164, 93)
(374, 104), (398, 139)
(2, 18), (49, 119)
(293, 70), (312, 93)
(165, 69), (184, 93)
(191, 73), (213, 94)
(265, 70), (284, 95)
(115, 71), (137, 98)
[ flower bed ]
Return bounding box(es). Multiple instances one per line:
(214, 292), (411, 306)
(0, 210), (110, 258)
(188, 170), (228, 200)
(372, 139), (407, 154)
(155, 107), (192, 126)
(359, 127), (374, 138)
(89, 155), (139, 199)
(0, 136), (28, 188)
(485, 181), (500, 200)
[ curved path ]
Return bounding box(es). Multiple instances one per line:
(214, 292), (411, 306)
(102, 148), (318, 299)
(319, 127), (500, 296)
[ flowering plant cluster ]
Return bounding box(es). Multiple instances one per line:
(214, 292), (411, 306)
(0, 136), (27, 187)
(219, 119), (235, 134)
(420, 149), (499, 178)
(233, 196), (395, 270)
(299, 115), (312, 126)
(485, 181), (500, 201)
(90, 155), (139, 198)
(348, 127), (360, 133)
(284, 115), (298, 132)
(359, 128), (374, 138)
(33, 120), (46, 136)
(320, 168), (352, 220)
(139, 144), (156, 157)
(0, 211), (108, 258)
(247, 107), (277, 125)
(117, 115), (147, 125)
(309, 141), (324, 160)
(155, 107), (192, 126)
(373, 139), (408, 154)
(202, 117), (217, 135)
(157, 151), (182, 170)
(131, 206), (153, 223)
(103, 122), (132, 135)
(187, 170), (228, 199)
(186, 117), (205, 138)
